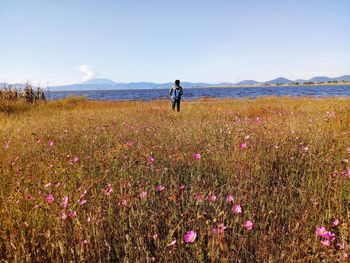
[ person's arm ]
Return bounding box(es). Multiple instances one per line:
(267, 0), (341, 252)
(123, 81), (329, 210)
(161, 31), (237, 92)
(180, 87), (183, 96)
(169, 87), (173, 97)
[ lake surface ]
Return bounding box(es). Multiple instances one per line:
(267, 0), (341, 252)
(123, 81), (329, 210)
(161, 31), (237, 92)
(47, 85), (350, 101)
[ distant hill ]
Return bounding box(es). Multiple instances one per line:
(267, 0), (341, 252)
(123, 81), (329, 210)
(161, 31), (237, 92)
(236, 80), (260, 85)
(264, 77), (293, 85)
(333, 75), (350, 82)
(309, 76), (332, 82)
(82, 78), (117, 85)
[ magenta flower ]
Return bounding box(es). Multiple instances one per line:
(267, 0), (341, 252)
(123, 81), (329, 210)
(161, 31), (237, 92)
(79, 199), (87, 205)
(239, 143), (247, 149)
(194, 192), (204, 202)
(139, 191), (148, 199)
(316, 227), (335, 241)
(302, 146), (309, 153)
(179, 184), (185, 190)
(332, 219), (340, 227)
(3, 141), (10, 150)
(62, 196), (68, 208)
(226, 195), (234, 203)
(193, 153), (201, 160)
(320, 239), (330, 246)
(25, 194), (33, 200)
(231, 204), (242, 214)
(61, 211), (68, 220)
(69, 210), (77, 218)
(212, 223), (227, 234)
(48, 140), (54, 147)
(46, 194), (54, 203)
(244, 220), (254, 231)
(184, 231), (197, 243)
(167, 239), (177, 246)
(316, 227), (327, 237)
(156, 184), (165, 192)
(323, 231), (336, 241)
(72, 156), (79, 163)
(104, 184), (113, 196)
(126, 141), (134, 148)
(119, 199), (128, 207)
(147, 156), (155, 163)
(152, 234), (158, 240)
(207, 194), (217, 202)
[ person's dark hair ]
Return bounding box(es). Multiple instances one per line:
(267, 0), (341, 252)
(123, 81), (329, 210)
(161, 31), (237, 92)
(175, 79), (180, 85)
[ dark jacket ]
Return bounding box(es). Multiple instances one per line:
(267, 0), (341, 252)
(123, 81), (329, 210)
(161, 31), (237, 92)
(169, 85), (183, 100)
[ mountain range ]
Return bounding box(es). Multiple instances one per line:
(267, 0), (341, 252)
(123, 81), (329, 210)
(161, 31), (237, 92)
(1, 75), (350, 91)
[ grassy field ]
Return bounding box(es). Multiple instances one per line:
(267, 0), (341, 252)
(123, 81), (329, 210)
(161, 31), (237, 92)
(1, 97), (350, 262)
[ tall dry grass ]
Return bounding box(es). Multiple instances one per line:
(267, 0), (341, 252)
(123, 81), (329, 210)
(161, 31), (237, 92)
(1, 97), (350, 262)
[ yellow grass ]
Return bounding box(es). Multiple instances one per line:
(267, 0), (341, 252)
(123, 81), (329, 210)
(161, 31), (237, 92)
(1, 97), (350, 262)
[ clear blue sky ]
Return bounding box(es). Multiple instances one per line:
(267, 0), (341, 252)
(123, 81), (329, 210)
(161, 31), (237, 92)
(1, 0), (349, 85)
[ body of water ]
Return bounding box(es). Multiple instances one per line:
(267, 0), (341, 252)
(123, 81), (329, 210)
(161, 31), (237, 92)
(47, 85), (350, 101)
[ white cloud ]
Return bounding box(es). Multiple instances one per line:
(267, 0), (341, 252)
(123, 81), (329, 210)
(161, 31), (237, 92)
(78, 65), (97, 81)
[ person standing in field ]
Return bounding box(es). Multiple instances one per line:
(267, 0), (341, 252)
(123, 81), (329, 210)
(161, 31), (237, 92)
(169, 79), (183, 112)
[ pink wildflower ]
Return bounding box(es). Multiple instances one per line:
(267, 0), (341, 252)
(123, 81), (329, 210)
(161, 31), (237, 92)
(61, 211), (68, 220)
(152, 234), (158, 240)
(126, 141), (134, 147)
(147, 156), (155, 163)
(69, 210), (77, 218)
(231, 204), (242, 214)
(239, 143), (247, 149)
(46, 194), (54, 203)
(332, 219), (340, 227)
(194, 192), (204, 202)
(167, 239), (176, 246)
(302, 146), (309, 153)
(25, 194), (33, 200)
(62, 196), (68, 208)
(207, 194), (217, 202)
(347, 147), (350, 154)
(48, 140), (54, 147)
(119, 199), (128, 206)
(184, 231), (197, 243)
(226, 195), (234, 203)
(79, 199), (87, 205)
(179, 184), (185, 190)
(212, 223), (227, 234)
(45, 182), (52, 188)
(244, 220), (254, 231)
(193, 153), (201, 160)
(156, 184), (165, 192)
(320, 239), (330, 246)
(4, 141), (10, 149)
(104, 184), (113, 196)
(316, 227), (327, 237)
(55, 182), (61, 187)
(256, 117), (261, 124)
(139, 191), (148, 199)
(71, 156), (79, 163)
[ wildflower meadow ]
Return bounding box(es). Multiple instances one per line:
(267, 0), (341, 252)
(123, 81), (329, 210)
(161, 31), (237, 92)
(1, 97), (350, 262)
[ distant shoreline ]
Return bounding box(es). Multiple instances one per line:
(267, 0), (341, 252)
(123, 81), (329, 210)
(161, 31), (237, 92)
(201, 82), (350, 89)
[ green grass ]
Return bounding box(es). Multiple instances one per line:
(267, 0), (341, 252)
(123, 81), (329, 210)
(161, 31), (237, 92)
(1, 97), (350, 262)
